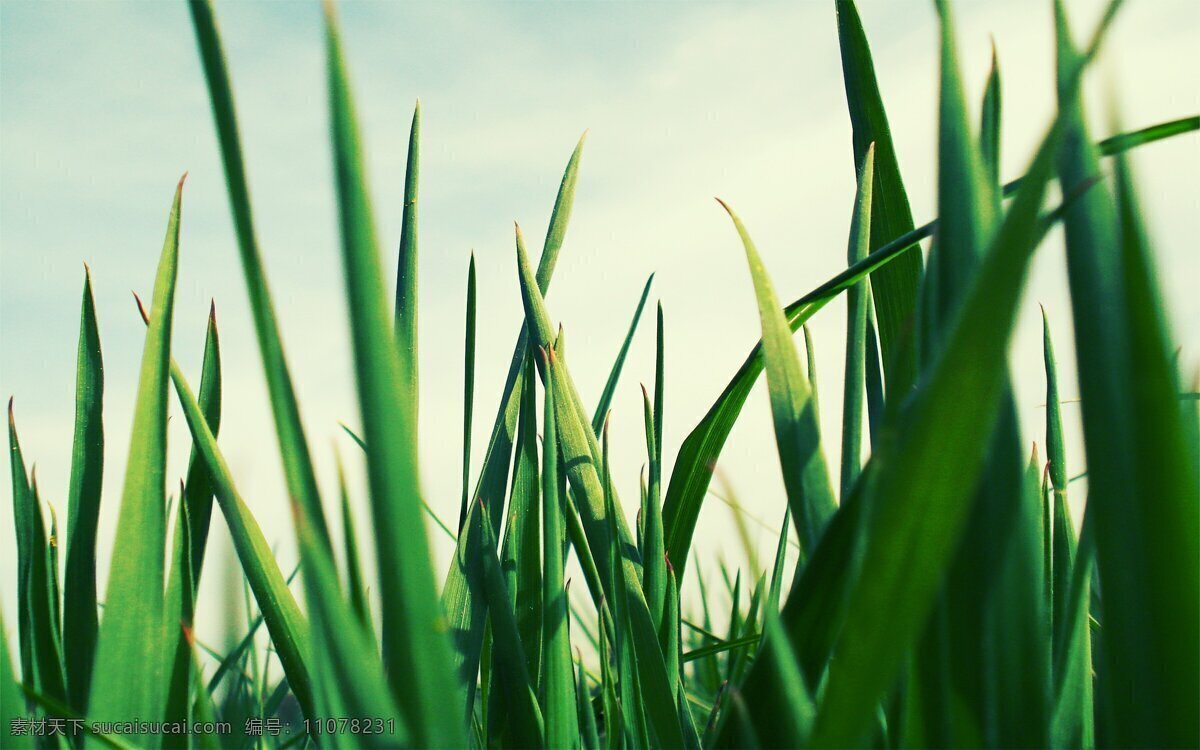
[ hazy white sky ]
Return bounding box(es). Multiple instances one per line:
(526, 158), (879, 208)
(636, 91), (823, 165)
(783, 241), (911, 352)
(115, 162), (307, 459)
(1, 0), (1197, 646)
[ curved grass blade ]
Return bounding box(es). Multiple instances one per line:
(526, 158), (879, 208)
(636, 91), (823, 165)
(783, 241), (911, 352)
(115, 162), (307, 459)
(187, 0), (330, 549)
(324, 7), (464, 744)
(62, 267), (104, 714)
(717, 198), (836, 558)
(840, 144), (875, 498)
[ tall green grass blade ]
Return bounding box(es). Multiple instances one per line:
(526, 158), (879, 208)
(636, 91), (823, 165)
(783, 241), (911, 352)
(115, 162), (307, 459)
(187, 0), (330, 549)
(1053, 4), (1198, 744)
(863, 289), (884, 445)
(460, 252), (477, 531)
(324, 7), (464, 745)
(834, 0), (923, 394)
(395, 100), (420, 426)
(840, 144), (875, 498)
(442, 133), (585, 717)
(88, 176), (184, 730)
(62, 267), (104, 714)
(717, 198), (836, 558)
(810, 79), (1065, 747)
(540, 358), (578, 749)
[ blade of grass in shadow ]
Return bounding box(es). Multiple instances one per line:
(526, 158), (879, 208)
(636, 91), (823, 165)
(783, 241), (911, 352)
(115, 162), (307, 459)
(809, 71), (1068, 747)
(187, 0), (330, 549)
(88, 176), (184, 728)
(716, 198), (836, 559)
(1053, 4), (1198, 744)
(62, 267), (104, 715)
(324, 7), (464, 744)
(641, 385), (666, 635)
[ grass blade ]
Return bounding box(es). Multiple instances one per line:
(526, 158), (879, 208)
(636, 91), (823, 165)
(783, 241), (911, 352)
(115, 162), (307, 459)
(88, 175), (184, 727)
(187, 0), (330, 549)
(394, 100), (420, 425)
(540, 357), (579, 749)
(834, 0), (923, 394)
(62, 267), (104, 715)
(1053, 5), (1198, 744)
(840, 144), (875, 498)
(810, 71), (1066, 746)
(591, 274), (654, 431)
(324, 7), (463, 744)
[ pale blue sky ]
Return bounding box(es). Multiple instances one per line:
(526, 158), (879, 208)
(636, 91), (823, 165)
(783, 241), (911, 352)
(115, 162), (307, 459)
(2, 0), (1197, 643)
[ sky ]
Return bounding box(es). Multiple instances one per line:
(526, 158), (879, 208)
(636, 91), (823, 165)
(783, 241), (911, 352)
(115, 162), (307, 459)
(1, 0), (1197, 650)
